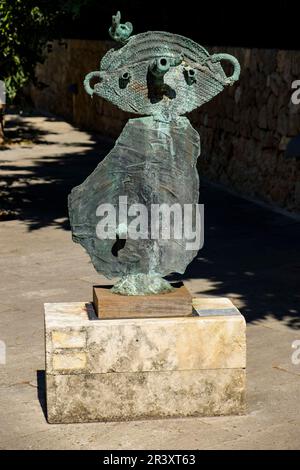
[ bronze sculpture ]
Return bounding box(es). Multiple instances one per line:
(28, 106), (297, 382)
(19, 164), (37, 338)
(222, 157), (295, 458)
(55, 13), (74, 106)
(68, 12), (240, 295)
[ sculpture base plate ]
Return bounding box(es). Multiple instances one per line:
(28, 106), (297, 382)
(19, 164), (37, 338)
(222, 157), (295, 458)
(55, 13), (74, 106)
(93, 282), (192, 319)
(44, 298), (246, 423)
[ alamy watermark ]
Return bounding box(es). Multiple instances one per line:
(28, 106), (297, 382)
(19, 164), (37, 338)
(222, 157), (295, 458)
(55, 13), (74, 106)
(95, 196), (204, 251)
(0, 340), (6, 365)
(0, 80), (6, 106)
(291, 80), (300, 105)
(291, 340), (300, 365)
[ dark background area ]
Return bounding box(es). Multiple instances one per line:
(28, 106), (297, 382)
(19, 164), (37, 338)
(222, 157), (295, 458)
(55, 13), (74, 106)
(60, 0), (299, 49)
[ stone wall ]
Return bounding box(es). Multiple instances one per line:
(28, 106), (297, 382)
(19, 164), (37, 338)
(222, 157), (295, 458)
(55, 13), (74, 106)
(30, 40), (131, 138)
(30, 40), (300, 212)
(190, 47), (300, 213)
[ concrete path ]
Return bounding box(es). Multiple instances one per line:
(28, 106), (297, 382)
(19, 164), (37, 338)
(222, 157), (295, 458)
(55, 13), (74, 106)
(0, 112), (300, 449)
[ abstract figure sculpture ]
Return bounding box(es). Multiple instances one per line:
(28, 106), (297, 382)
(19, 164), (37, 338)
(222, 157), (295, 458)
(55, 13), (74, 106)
(68, 12), (240, 295)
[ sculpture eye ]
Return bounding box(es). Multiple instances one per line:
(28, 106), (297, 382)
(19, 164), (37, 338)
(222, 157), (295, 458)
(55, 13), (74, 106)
(119, 71), (131, 88)
(184, 67), (196, 85)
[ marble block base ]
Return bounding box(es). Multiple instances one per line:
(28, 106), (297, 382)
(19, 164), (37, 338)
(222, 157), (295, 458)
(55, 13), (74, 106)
(44, 298), (246, 423)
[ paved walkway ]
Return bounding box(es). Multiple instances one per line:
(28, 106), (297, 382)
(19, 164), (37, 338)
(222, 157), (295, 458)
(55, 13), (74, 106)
(0, 112), (300, 449)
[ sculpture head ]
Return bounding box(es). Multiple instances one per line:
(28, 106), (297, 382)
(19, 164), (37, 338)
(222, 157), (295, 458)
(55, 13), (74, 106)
(84, 11), (240, 121)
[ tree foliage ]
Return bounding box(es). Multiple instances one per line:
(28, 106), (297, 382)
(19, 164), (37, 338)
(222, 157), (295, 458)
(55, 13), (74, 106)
(0, 0), (91, 101)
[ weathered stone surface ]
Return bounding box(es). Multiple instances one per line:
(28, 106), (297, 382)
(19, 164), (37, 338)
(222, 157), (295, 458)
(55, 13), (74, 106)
(45, 300), (246, 374)
(52, 351), (87, 371)
(51, 330), (86, 349)
(45, 299), (246, 423)
(47, 369), (246, 423)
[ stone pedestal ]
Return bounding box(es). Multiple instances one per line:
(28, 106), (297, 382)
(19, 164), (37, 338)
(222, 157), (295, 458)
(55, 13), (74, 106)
(44, 297), (246, 423)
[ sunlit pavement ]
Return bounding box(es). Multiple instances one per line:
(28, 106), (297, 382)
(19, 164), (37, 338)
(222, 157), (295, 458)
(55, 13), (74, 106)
(0, 112), (299, 449)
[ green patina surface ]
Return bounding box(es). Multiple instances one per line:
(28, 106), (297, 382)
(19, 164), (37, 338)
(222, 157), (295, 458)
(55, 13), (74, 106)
(69, 12), (240, 295)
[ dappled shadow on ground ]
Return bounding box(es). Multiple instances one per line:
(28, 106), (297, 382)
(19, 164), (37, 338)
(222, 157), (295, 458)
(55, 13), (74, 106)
(0, 114), (114, 228)
(0, 111), (59, 148)
(170, 186), (300, 328)
(1, 113), (299, 327)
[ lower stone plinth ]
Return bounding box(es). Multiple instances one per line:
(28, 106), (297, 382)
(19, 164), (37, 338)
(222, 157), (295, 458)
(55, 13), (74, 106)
(44, 298), (246, 423)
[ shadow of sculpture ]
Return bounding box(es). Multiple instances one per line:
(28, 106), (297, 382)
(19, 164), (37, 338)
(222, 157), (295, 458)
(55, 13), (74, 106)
(0, 113), (114, 229)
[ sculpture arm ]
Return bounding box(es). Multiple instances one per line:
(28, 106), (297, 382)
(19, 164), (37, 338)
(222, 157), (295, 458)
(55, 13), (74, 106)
(83, 71), (103, 96)
(209, 53), (241, 85)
